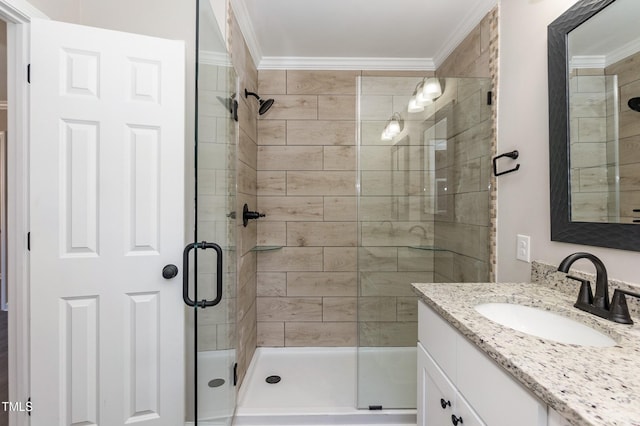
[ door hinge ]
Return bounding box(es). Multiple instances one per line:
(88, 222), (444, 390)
(27, 64), (30, 84)
(233, 362), (238, 386)
(27, 232), (30, 251)
(27, 397), (31, 416)
(487, 90), (493, 105)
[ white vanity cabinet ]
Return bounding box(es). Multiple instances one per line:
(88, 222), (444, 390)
(418, 300), (549, 426)
(418, 342), (485, 425)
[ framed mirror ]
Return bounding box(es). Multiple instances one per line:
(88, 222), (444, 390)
(548, 0), (640, 251)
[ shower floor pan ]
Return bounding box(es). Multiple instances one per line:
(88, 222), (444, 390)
(235, 347), (416, 426)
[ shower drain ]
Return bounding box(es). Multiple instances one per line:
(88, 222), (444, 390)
(265, 375), (281, 384)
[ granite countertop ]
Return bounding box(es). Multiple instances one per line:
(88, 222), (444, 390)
(412, 281), (640, 426)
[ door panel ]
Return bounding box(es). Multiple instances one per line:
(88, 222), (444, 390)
(30, 19), (185, 425)
(189, 1), (238, 424)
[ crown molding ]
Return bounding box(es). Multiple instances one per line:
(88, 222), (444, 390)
(432, 0), (498, 68)
(258, 56), (435, 71)
(199, 50), (232, 67)
(230, 0), (496, 71)
(229, 0), (262, 68)
(605, 37), (640, 68)
(1, 0), (48, 21)
(570, 55), (606, 69)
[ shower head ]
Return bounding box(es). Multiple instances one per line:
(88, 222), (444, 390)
(244, 89), (275, 115)
(259, 98), (275, 115)
(629, 97), (640, 112)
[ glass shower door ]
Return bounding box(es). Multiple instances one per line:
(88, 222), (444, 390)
(186, 1), (238, 424)
(356, 76), (492, 409)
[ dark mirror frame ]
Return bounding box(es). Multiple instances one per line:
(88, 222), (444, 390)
(547, 0), (640, 251)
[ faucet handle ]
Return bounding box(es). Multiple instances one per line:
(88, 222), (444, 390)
(567, 275), (593, 307)
(609, 289), (640, 325)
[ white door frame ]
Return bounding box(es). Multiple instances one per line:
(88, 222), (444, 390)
(0, 1), (47, 425)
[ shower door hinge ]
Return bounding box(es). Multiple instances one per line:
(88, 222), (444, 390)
(487, 90), (493, 105)
(233, 362), (238, 386)
(27, 232), (30, 251)
(369, 405), (383, 410)
(27, 64), (30, 84)
(27, 397), (31, 416)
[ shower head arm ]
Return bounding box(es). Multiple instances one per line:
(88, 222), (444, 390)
(244, 89), (261, 101)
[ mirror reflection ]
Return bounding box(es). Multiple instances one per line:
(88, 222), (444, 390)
(567, 0), (640, 223)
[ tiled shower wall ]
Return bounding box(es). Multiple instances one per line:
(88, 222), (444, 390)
(255, 70), (360, 347)
(607, 50), (640, 222)
(253, 8), (498, 347)
(433, 8), (497, 283)
(253, 71), (494, 347)
(568, 69), (617, 222)
(254, 71), (436, 347)
(228, 7), (258, 385)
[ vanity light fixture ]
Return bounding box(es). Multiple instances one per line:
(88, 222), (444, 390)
(380, 113), (403, 141)
(407, 78), (443, 112)
(408, 82), (426, 112)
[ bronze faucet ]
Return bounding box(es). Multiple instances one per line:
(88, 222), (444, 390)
(558, 252), (639, 325)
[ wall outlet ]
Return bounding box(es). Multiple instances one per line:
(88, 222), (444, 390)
(516, 234), (531, 262)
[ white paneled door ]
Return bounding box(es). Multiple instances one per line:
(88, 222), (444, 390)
(29, 19), (185, 425)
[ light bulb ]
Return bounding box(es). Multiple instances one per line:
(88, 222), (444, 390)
(416, 91), (434, 107)
(422, 78), (442, 99)
(408, 97), (424, 113)
(387, 119), (401, 135)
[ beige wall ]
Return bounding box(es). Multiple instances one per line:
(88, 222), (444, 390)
(228, 6), (259, 386)
(0, 20), (5, 130)
(27, 0), (81, 22)
(497, 0), (640, 285)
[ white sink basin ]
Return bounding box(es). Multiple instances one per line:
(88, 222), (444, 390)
(474, 303), (617, 347)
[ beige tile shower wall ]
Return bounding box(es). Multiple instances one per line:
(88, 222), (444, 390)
(433, 9), (497, 283)
(229, 7), (258, 386)
(256, 70), (359, 347)
(256, 71), (436, 348)
(607, 51), (640, 222)
(568, 69), (613, 222)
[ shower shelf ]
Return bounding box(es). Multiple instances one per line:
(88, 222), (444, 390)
(250, 245), (283, 252)
(408, 245), (447, 251)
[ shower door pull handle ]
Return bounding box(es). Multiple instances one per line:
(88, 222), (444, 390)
(182, 241), (223, 308)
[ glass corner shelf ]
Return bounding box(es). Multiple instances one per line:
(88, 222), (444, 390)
(408, 245), (447, 252)
(250, 246), (283, 252)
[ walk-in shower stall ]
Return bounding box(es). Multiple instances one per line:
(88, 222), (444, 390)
(189, 1), (493, 424)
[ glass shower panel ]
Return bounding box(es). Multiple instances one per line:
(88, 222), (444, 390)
(187, 1), (238, 424)
(357, 76), (492, 409)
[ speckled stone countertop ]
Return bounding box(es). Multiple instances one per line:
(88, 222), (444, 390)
(412, 281), (640, 426)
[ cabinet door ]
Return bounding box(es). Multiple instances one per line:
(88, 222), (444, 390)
(418, 343), (463, 426)
(456, 333), (547, 426)
(456, 392), (489, 426)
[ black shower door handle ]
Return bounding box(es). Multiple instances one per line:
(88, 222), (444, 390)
(182, 241), (223, 308)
